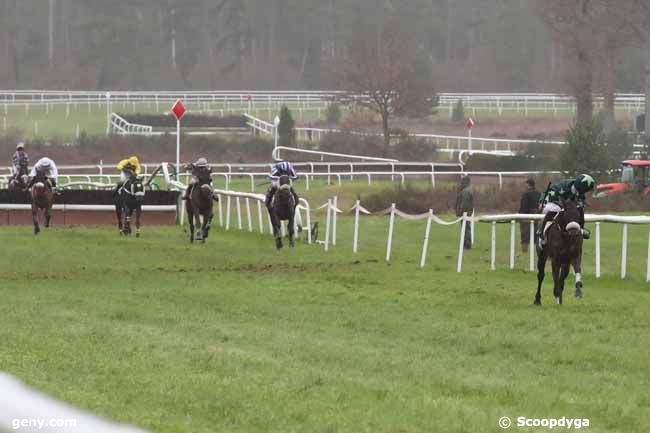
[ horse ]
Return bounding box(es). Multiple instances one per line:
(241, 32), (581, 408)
(267, 175), (298, 250)
(186, 177), (215, 243)
(114, 174), (145, 237)
(30, 175), (55, 235)
(534, 199), (584, 306)
(8, 163), (29, 192)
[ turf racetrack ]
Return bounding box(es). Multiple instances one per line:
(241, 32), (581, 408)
(1, 215), (649, 433)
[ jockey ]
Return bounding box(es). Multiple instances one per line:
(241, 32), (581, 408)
(265, 160), (298, 207)
(28, 157), (59, 190)
(114, 156), (142, 196)
(538, 173), (596, 247)
(182, 157), (212, 199)
(10, 142), (29, 180)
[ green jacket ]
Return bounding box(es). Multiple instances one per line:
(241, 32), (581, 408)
(543, 179), (585, 203)
(455, 186), (474, 216)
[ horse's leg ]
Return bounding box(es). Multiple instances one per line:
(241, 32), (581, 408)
(135, 206), (141, 237)
(288, 211), (295, 248)
(125, 207), (132, 235)
(573, 254), (583, 299)
(204, 210), (213, 239)
(534, 249), (546, 305)
(188, 207), (195, 243)
(268, 208), (282, 250)
(552, 257), (563, 305)
(559, 263), (570, 305)
(45, 205), (52, 228)
(32, 203), (40, 235)
(115, 205), (123, 234)
(194, 211), (203, 241)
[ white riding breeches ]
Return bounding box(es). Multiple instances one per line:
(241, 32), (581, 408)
(542, 202), (562, 214)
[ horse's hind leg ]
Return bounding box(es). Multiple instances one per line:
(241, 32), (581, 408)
(573, 255), (583, 299)
(115, 206), (123, 234)
(135, 206), (141, 238)
(534, 250), (547, 306)
(194, 213), (203, 241)
(188, 208), (195, 243)
(288, 214), (295, 248)
(45, 207), (52, 228)
(558, 263), (570, 305)
(32, 206), (40, 235)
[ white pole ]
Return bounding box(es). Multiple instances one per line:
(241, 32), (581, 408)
(225, 196), (231, 230)
(386, 203), (396, 262)
(529, 220), (535, 272)
(646, 226), (650, 283)
(509, 220), (516, 270)
(105, 92), (111, 135)
(236, 197), (242, 230)
(353, 200), (360, 253)
(332, 195), (338, 246)
(595, 222), (601, 279)
(257, 200), (264, 233)
(490, 221), (497, 271)
(176, 119), (181, 181)
(420, 210), (433, 268)
(468, 128), (472, 150)
(245, 198), (252, 232)
(217, 194), (223, 227)
(457, 212), (467, 273)
(621, 223), (628, 279)
(324, 199), (332, 252)
(471, 209), (475, 245)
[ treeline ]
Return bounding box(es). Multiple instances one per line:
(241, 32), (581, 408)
(0, 0), (647, 93)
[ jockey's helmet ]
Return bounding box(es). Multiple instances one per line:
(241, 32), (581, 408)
(195, 157), (208, 167)
(16, 142), (25, 151)
(40, 159), (51, 169)
(127, 156), (140, 166)
(574, 174), (595, 194)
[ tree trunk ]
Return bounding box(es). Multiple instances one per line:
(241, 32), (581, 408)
(575, 50), (594, 123)
(601, 49), (616, 133)
(0, 0), (18, 87)
(381, 109), (390, 157)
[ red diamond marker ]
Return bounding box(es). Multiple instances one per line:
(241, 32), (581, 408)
(171, 100), (186, 121)
(466, 117), (475, 129)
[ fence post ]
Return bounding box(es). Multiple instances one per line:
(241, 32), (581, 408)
(257, 200), (264, 233)
(595, 222), (601, 278)
(245, 198), (252, 232)
(529, 220), (535, 272)
(332, 196), (338, 246)
(490, 221), (496, 271)
(304, 203), (312, 244)
(420, 210), (433, 268)
(386, 203), (396, 262)
(646, 226), (650, 283)
(457, 212), (467, 273)
(353, 200), (360, 253)
(621, 223), (628, 279)
(225, 196), (231, 230)
(324, 198), (332, 252)
(236, 197), (242, 230)
(509, 220), (516, 270)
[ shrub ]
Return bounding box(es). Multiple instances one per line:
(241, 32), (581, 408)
(326, 103), (342, 124)
(278, 105), (295, 147)
(390, 136), (437, 161)
(452, 99), (465, 123)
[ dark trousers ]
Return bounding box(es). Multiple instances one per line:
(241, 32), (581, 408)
(463, 224), (472, 249)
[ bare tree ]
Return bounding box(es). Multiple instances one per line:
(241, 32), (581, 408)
(336, 17), (433, 156)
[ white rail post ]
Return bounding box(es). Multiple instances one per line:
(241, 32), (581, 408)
(457, 212), (467, 273)
(257, 200), (264, 233)
(332, 196), (338, 246)
(386, 203), (396, 262)
(646, 226), (650, 283)
(420, 210), (433, 268)
(509, 220), (516, 270)
(529, 220), (535, 272)
(324, 199), (332, 252)
(621, 223), (628, 279)
(236, 197), (242, 230)
(595, 222), (601, 278)
(245, 198), (252, 232)
(225, 196), (231, 230)
(353, 200), (360, 253)
(471, 209), (475, 245)
(490, 221), (496, 271)
(217, 194), (223, 227)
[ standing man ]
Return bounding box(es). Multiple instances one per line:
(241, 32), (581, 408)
(519, 177), (541, 253)
(455, 175), (474, 249)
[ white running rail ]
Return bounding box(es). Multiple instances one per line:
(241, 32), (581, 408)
(109, 113), (152, 135)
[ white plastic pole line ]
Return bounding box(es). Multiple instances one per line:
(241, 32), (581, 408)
(621, 223), (628, 279)
(217, 194), (223, 227)
(509, 220), (516, 270)
(332, 196), (338, 246)
(420, 210), (433, 268)
(353, 200), (360, 254)
(490, 221), (496, 271)
(324, 199), (332, 252)
(457, 213), (467, 273)
(236, 197), (242, 230)
(595, 222), (601, 279)
(225, 196), (231, 230)
(245, 198), (252, 232)
(529, 220), (535, 272)
(257, 200), (264, 233)
(176, 118), (181, 181)
(646, 226), (650, 283)
(386, 203), (396, 262)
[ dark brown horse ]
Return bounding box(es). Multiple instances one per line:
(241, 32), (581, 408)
(267, 175), (297, 250)
(30, 176), (55, 235)
(114, 175), (145, 237)
(534, 199), (583, 306)
(186, 178), (215, 243)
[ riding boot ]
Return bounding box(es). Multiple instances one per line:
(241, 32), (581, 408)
(578, 207), (590, 239)
(538, 211), (556, 248)
(113, 182), (124, 198)
(291, 188), (299, 206)
(265, 186), (277, 208)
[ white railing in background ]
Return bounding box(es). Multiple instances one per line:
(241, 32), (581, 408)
(0, 373), (147, 433)
(109, 113), (152, 135)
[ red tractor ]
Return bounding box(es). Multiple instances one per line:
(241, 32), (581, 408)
(594, 160), (650, 197)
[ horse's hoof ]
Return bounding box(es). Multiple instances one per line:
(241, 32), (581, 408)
(555, 297), (562, 305)
(531, 299), (541, 307)
(575, 288), (583, 299)
(289, 240), (295, 248)
(136, 232), (140, 238)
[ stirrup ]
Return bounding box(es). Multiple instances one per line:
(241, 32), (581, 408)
(582, 229), (591, 240)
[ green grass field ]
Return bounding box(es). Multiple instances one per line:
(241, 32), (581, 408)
(2, 180), (650, 432)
